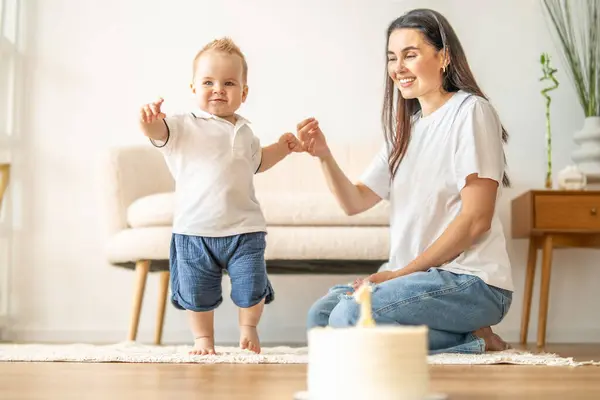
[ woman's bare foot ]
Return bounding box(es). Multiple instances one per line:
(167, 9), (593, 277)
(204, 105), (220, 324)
(240, 325), (261, 354)
(190, 336), (216, 355)
(474, 326), (511, 351)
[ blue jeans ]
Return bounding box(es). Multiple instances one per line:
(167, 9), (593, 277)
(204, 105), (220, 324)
(170, 232), (274, 312)
(306, 268), (512, 354)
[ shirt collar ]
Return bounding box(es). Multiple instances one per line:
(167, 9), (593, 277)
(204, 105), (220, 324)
(192, 109), (251, 126)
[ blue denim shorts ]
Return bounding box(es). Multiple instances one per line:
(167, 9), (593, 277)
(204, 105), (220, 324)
(169, 232), (274, 312)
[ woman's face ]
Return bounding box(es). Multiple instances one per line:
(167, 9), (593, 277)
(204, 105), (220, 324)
(387, 28), (446, 99)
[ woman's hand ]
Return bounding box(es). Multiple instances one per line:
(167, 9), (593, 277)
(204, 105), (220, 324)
(296, 118), (331, 159)
(352, 271), (398, 290)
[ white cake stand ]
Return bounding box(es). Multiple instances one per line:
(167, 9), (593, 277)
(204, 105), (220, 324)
(293, 391), (448, 399)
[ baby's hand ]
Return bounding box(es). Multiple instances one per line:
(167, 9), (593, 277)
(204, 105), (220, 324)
(279, 132), (303, 154)
(140, 98), (166, 124)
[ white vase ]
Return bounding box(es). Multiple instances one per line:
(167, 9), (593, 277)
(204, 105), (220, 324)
(572, 116), (600, 179)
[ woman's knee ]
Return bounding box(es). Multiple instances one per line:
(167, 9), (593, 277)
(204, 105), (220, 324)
(328, 297), (361, 328)
(307, 295), (340, 329)
(306, 301), (329, 330)
(306, 285), (352, 329)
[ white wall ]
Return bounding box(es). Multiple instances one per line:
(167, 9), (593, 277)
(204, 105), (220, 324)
(5, 0), (599, 344)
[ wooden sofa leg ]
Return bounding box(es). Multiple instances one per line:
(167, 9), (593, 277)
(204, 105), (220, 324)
(128, 260), (150, 342)
(154, 271), (170, 345)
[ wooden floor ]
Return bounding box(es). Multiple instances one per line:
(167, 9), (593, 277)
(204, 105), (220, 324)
(0, 344), (599, 399)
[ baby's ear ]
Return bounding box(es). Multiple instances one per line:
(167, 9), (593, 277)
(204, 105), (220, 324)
(242, 85), (249, 102)
(189, 82), (196, 94)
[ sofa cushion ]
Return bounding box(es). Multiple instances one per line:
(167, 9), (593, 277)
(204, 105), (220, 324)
(264, 226), (389, 260)
(127, 192), (174, 228)
(106, 225), (389, 264)
(106, 226), (172, 263)
(257, 193), (389, 226)
(127, 191), (390, 228)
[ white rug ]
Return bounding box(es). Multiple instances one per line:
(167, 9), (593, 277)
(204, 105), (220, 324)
(0, 342), (598, 366)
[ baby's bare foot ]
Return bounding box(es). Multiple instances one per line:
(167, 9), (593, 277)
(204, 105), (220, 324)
(474, 326), (511, 351)
(240, 325), (261, 354)
(190, 336), (216, 355)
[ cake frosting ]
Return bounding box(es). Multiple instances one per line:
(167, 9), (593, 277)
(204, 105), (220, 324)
(307, 325), (429, 400)
(305, 283), (430, 400)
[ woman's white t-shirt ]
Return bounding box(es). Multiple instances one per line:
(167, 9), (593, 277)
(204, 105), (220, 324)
(360, 90), (513, 291)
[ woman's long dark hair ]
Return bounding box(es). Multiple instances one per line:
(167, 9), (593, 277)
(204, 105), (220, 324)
(382, 9), (510, 187)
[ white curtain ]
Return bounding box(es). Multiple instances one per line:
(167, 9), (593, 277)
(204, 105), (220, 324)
(0, 0), (22, 327)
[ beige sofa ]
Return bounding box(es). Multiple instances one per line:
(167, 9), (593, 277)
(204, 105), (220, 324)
(104, 141), (390, 344)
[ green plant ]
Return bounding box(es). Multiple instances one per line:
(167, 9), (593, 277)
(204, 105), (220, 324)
(540, 53), (560, 189)
(541, 0), (599, 117)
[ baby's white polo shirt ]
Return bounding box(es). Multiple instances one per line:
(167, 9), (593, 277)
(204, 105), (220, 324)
(151, 109), (267, 237)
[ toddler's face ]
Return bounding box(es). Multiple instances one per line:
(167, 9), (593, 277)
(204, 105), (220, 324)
(191, 51), (247, 118)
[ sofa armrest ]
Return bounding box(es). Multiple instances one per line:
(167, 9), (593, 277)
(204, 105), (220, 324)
(104, 144), (174, 234)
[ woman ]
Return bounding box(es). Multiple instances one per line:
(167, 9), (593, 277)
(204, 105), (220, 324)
(298, 8), (513, 354)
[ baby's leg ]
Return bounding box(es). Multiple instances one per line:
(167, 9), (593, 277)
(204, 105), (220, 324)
(188, 310), (216, 355)
(239, 299), (265, 353)
(170, 234), (224, 355)
(227, 232), (274, 354)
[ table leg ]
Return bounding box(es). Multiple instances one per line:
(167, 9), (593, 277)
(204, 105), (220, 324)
(0, 164), (10, 210)
(537, 234), (554, 348)
(520, 236), (537, 344)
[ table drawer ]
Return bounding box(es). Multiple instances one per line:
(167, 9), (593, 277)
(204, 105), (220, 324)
(535, 195), (600, 230)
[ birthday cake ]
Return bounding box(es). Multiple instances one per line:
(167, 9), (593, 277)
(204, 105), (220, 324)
(304, 284), (430, 400)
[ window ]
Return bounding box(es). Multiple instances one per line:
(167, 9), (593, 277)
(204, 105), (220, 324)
(0, 0), (22, 325)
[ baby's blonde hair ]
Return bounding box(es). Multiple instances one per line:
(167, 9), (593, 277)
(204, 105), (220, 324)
(192, 37), (248, 82)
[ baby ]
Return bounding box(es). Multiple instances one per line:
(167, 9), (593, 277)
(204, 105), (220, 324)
(139, 37), (302, 355)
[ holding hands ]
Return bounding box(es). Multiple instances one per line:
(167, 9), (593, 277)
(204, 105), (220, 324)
(259, 116), (330, 172)
(296, 118), (331, 159)
(276, 117), (332, 158)
(279, 132), (303, 154)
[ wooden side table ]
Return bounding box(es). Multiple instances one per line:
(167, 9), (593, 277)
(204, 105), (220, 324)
(511, 190), (600, 347)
